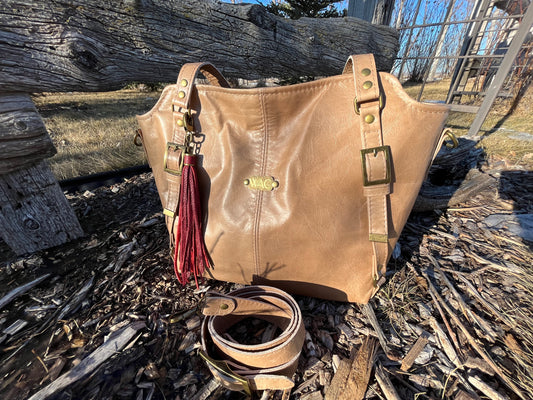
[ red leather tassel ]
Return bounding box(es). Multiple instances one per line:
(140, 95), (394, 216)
(174, 154), (212, 288)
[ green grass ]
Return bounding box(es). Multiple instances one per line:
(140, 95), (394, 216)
(33, 79), (532, 181)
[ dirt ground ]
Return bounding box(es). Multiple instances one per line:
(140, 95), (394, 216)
(0, 146), (532, 399)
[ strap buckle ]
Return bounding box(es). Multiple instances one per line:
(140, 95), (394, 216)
(361, 145), (391, 186)
(163, 142), (185, 176)
(198, 350), (252, 396)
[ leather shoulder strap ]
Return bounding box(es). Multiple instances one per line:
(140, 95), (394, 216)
(345, 54), (390, 290)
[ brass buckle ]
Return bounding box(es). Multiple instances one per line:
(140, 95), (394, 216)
(354, 94), (383, 115)
(163, 142), (185, 176)
(172, 105), (195, 131)
(361, 145), (391, 186)
(198, 350), (252, 395)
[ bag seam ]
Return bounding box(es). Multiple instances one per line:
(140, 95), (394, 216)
(253, 91), (269, 277)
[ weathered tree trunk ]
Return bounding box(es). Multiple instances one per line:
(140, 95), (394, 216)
(0, 93), (56, 174)
(0, 161), (83, 255)
(0, 0), (399, 93)
(0, 93), (82, 256)
(348, 0), (395, 25)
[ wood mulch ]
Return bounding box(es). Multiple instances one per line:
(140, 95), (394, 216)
(0, 146), (532, 400)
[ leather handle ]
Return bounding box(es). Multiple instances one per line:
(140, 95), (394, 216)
(173, 62), (230, 110)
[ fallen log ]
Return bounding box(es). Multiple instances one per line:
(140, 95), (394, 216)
(0, 0), (399, 93)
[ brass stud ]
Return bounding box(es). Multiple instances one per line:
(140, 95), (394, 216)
(361, 68), (371, 76)
(177, 118), (184, 127)
(243, 179), (250, 186)
(178, 90), (185, 99)
(220, 303), (229, 310)
(180, 79), (188, 87)
(365, 114), (375, 124)
(363, 81), (373, 90)
(271, 181), (279, 189)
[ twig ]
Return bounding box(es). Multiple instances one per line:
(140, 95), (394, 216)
(32, 349), (49, 374)
(408, 263), (461, 355)
(465, 252), (523, 276)
(422, 271), (526, 400)
(423, 274), (462, 358)
(467, 374), (510, 400)
(28, 322), (145, 400)
(430, 256), (499, 341)
(362, 303), (398, 360)
(190, 378), (221, 400)
(374, 360), (401, 400)
(0, 274), (51, 311)
(429, 317), (461, 368)
(454, 273), (515, 330)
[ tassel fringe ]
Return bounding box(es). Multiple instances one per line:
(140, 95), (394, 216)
(174, 154), (212, 288)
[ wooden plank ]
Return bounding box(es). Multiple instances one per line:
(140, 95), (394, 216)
(0, 161), (83, 255)
(449, 104), (480, 113)
(0, 0), (399, 92)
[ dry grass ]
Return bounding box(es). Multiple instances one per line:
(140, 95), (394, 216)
(33, 89), (160, 180)
(33, 79), (532, 181)
(404, 79), (533, 168)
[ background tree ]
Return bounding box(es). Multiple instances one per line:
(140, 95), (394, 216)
(264, 0), (347, 19)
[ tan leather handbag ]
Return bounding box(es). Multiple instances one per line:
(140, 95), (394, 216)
(136, 54), (450, 303)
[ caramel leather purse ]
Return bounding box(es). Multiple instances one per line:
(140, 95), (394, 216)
(136, 54), (450, 303)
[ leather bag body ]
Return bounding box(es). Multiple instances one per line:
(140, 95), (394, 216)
(137, 54), (450, 303)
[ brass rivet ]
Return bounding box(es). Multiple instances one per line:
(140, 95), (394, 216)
(361, 68), (371, 76)
(180, 79), (188, 87)
(220, 303), (229, 310)
(363, 81), (373, 90)
(243, 179), (250, 186)
(271, 181), (279, 189)
(365, 114), (375, 124)
(178, 91), (185, 99)
(177, 119), (184, 127)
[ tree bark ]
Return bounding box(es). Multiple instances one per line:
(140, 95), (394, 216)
(0, 161), (84, 255)
(0, 0), (399, 93)
(0, 93), (56, 174)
